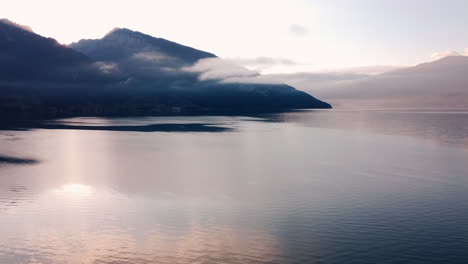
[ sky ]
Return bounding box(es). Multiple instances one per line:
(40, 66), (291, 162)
(2, 0), (468, 73)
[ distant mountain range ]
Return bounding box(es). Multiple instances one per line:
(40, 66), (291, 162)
(288, 56), (468, 107)
(0, 19), (330, 118)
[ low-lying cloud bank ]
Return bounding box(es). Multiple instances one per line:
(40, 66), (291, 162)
(183, 53), (468, 108)
(181, 57), (402, 91)
(228, 57), (298, 71)
(182, 58), (259, 81)
(182, 57), (285, 84)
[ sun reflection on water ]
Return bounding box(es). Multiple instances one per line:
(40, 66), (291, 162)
(58, 184), (93, 197)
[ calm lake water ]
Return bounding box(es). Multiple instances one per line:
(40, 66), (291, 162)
(1, 108), (468, 264)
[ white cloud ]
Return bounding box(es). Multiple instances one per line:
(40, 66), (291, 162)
(319, 65), (404, 75)
(227, 57), (298, 72)
(182, 57), (404, 86)
(221, 75), (282, 85)
(229, 57), (297, 67)
(93, 61), (119, 74)
(182, 58), (288, 84)
(182, 58), (258, 81)
(288, 24), (308, 36)
(430, 50), (462, 60)
(132, 52), (181, 66)
(429, 48), (468, 61)
(261, 72), (369, 93)
(133, 52), (169, 62)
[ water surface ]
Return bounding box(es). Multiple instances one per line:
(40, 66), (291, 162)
(1, 108), (468, 264)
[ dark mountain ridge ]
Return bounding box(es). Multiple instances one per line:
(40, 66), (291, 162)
(0, 19), (91, 81)
(69, 27), (330, 109)
(70, 28), (216, 64)
(0, 19), (330, 118)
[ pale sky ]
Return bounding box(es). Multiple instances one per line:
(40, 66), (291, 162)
(2, 0), (468, 72)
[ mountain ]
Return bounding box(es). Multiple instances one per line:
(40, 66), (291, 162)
(70, 28), (216, 65)
(0, 20), (330, 118)
(69, 28), (331, 110)
(0, 19), (93, 81)
(299, 56), (468, 107)
(69, 28), (215, 83)
(0, 19), (124, 118)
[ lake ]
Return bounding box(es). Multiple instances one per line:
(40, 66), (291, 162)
(1, 108), (468, 264)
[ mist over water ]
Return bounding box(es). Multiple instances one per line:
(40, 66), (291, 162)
(1, 109), (468, 264)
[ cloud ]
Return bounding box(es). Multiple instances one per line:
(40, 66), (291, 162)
(320, 65), (404, 75)
(132, 52), (181, 65)
(182, 58), (288, 84)
(227, 57), (298, 71)
(133, 52), (169, 62)
(229, 57), (297, 67)
(430, 50), (462, 60)
(261, 72), (369, 92)
(220, 75), (283, 85)
(182, 57), (402, 87)
(128, 52), (185, 75)
(182, 58), (259, 81)
(251, 66), (401, 90)
(217, 59), (396, 79)
(288, 24), (308, 36)
(430, 48), (468, 60)
(92, 61), (119, 74)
